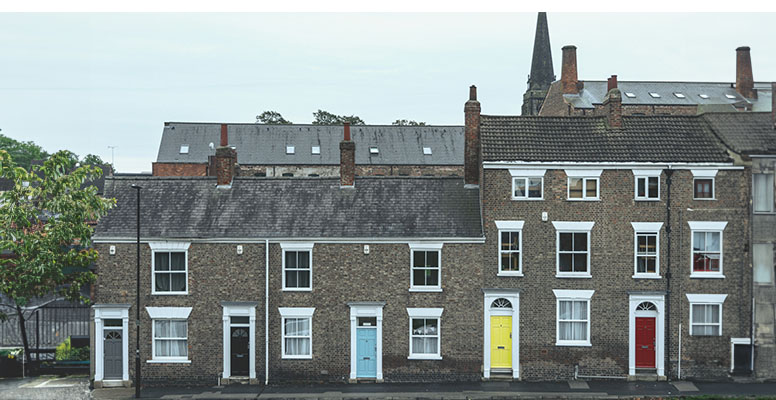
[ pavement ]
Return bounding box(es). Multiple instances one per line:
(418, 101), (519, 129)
(3, 376), (776, 399)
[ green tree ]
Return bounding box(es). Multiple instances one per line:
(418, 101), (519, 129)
(392, 119), (426, 126)
(81, 153), (114, 174)
(256, 111), (292, 125)
(0, 150), (115, 363)
(0, 134), (49, 171)
(312, 110), (365, 125)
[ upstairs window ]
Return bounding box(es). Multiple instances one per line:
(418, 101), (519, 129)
(633, 170), (661, 201)
(631, 222), (663, 278)
(692, 169), (717, 200)
(754, 173), (774, 213)
(149, 242), (190, 295)
(510, 169), (545, 200)
(496, 221), (524, 276)
(565, 170), (601, 201)
(689, 221), (727, 278)
(409, 243), (443, 291)
(281, 243), (314, 291)
(553, 221), (594, 278)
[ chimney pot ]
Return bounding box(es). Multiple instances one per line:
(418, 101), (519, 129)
(220, 124), (228, 147)
(344, 122), (351, 141)
(607, 75), (618, 92)
(561, 45), (579, 95)
(469, 85), (477, 101)
(736, 46), (756, 99)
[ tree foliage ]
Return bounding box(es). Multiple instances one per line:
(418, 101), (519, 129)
(256, 111), (292, 125)
(0, 150), (115, 361)
(0, 134), (49, 171)
(312, 110), (365, 125)
(392, 119), (426, 126)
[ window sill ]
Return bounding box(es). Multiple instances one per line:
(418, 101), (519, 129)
(409, 287), (443, 292)
(282, 288), (313, 292)
(692, 198), (717, 201)
(633, 274), (661, 279)
(151, 292), (189, 296)
(147, 359), (191, 364)
(408, 355), (442, 360)
(282, 355), (313, 360)
(634, 198), (660, 202)
(555, 342), (592, 347)
(498, 271), (524, 277)
(753, 211), (776, 215)
(566, 198), (600, 202)
(690, 274), (725, 279)
(511, 197), (544, 201)
(555, 274), (592, 279)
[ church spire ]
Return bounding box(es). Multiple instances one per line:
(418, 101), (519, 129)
(522, 12), (555, 115)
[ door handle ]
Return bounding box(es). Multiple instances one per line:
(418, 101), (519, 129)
(497, 346), (505, 349)
(363, 357), (370, 360)
(641, 345), (649, 349)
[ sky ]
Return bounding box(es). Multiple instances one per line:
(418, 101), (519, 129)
(1, 12), (775, 173)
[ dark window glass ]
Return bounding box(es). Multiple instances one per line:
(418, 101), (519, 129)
(569, 178), (583, 198)
(231, 316), (249, 324)
(560, 233), (573, 251)
(694, 179), (713, 199)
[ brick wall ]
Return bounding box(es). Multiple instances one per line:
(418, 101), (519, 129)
(481, 168), (751, 380)
(752, 157), (776, 380)
(152, 163), (208, 176)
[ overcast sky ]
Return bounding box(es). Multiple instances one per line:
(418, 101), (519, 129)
(1, 13), (774, 172)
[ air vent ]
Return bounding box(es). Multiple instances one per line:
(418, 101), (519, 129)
(370, 147), (379, 154)
(179, 145), (189, 154)
(311, 146), (320, 155)
(649, 92), (661, 98)
(624, 92), (636, 98)
(286, 146), (295, 155)
(423, 147), (432, 155)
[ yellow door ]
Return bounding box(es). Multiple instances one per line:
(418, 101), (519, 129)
(490, 316), (512, 368)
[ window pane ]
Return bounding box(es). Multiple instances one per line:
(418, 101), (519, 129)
(509, 253), (520, 271)
(569, 178), (583, 198)
(425, 269), (438, 286)
(695, 179), (712, 198)
(514, 178), (526, 197)
(637, 178), (646, 197)
(285, 338), (310, 355)
(501, 232), (510, 250)
(285, 270), (298, 287)
(693, 232), (704, 252)
(425, 318), (438, 335)
(585, 179), (597, 197)
(425, 251), (439, 268)
(692, 304), (707, 323)
(170, 252), (185, 271)
(286, 251), (297, 269)
(648, 177), (659, 198)
(559, 301), (571, 320)
(171, 273), (186, 292)
(754, 174), (774, 212)
(297, 270), (310, 288)
(231, 316), (249, 324)
(559, 254), (572, 272)
(154, 320), (169, 337)
(297, 251), (310, 269)
(155, 252), (169, 271)
(573, 301), (587, 320)
(573, 254), (587, 272)
(413, 251), (425, 268)
(413, 269), (426, 286)
(528, 178), (542, 198)
(754, 243), (774, 284)
(573, 233), (587, 251)
(503, 232), (518, 251)
(560, 233), (573, 251)
(155, 272), (170, 292)
(706, 232), (720, 252)
(412, 318), (424, 333)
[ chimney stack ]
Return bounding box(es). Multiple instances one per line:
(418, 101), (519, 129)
(340, 123), (355, 188)
(561, 45), (580, 95)
(215, 125), (237, 187)
(736, 46), (757, 99)
(464, 85), (481, 186)
(607, 75), (618, 92)
(603, 87), (623, 128)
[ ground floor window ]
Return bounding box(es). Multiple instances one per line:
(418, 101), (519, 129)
(145, 307), (192, 362)
(687, 294), (727, 336)
(278, 307), (315, 359)
(407, 308), (443, 360)
(553, 289), (594, 346)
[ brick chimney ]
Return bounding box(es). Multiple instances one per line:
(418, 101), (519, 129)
(607, 75), (618, 92)
(561, 45), (580, 95)
(736, 46), (756, 99)
(215, 124), (237, 187)
(464, 85), (481, 186)
(603, 83), (623, 128)
(340, 123), (355, 188)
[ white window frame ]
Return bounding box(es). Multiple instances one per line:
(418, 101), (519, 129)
(149, 241), (190, 295)
(281, 242), (314, 291)
(409, 243), (443, 292)
(509, 169), (546, 201)
(407, 308), (443, 360)
(633, 169), (661, 201)
(565, 169), (602, 201)
(631, 222), (663, 279)
(552, 221), (594, 278)
(754, 173), (775, 213)
(686, 294), (727, 336)
(145, 307), (192, 363)
(278, 307), (315, 359)
(691, 169), (718, 200)
(496, 221), (524, 277)
(553, 289), (594, 347)
(688, 221), (727, 279)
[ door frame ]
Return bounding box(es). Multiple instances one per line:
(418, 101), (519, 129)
(93, 304), (130, 385)
(221, 301), (257, 380)
(483, 289), (520, 379)
(628, 294), (665, 376)
(730, 337), (752, 373)
(348, 302), (385, 381)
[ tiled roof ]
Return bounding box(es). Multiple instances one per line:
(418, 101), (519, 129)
(481, 115), (732, 163)
(156, 123), (463, 166)
(95, 176), (482, 240)
(701, 112), (776, 155)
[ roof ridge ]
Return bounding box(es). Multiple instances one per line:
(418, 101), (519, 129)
(165, 122), (464, 128)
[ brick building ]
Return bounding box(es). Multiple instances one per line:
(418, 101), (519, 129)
(152, 123), (464, 178)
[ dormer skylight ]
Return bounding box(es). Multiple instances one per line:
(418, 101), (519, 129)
(624, 92), (636, 98)
(673, 92), (686, 98)
(649, 92), (661, 98)
(725, 94), (737, 99)
(311, 146), (320, 155)
(286, 146), (295, 154)
(423, 147), (432, 155)
(179, 145), (189, 154)
(698, 94), (710, 99)
(370, 147), (379, 154)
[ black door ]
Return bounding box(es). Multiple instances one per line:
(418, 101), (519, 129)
(230, 327), (249, 376)
(733, 344), (752, 374)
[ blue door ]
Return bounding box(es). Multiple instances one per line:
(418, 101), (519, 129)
(356, 328), (377, 378)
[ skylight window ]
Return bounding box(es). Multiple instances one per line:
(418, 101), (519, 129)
(179, 145), (189, 154)
(649, 92), (661, 98)
(370, 147), (379, 154)
(423, 147), (432, 155)
(286, 146), (295, 155)
(311, 146), (320, 155)
(624, 92), (636, 98)
(698, 94), (710, 99)
(673, 93), (686, 98)
(725, 94), (737, 99)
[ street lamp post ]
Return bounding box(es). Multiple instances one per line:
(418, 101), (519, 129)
(131, 184), (142, 398)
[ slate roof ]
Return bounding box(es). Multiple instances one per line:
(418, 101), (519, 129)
(95, 176), (482, 240)
(156, 123), (464, 166)
(701, 112), (776, 155)
(563, 81), (773, 110)
(480, 115), (732, 163)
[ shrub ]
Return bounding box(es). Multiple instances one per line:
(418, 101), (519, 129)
(55, 337), (89, 361)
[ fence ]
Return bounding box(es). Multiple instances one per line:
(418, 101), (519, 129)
(0, 302), (90, 354)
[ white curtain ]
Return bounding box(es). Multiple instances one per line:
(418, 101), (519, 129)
(559, 300), (587, 341)
(412, 318), (439, 354)
(285, 318), (311, 356)
(754, 174), (774, 212)
(154, 320), (188, 357)
(691, 304), (720, 336)
(754, 244), (774, 284)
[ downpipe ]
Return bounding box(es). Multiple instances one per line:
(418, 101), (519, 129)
(574, 365), (627, 380)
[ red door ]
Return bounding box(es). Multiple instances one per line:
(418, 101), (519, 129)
(635, 317), (656, 368)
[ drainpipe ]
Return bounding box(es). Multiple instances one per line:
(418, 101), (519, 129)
(664, 167), (674, 380)
(749, 169), (755, 375)
(265, 239), (269, 385)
